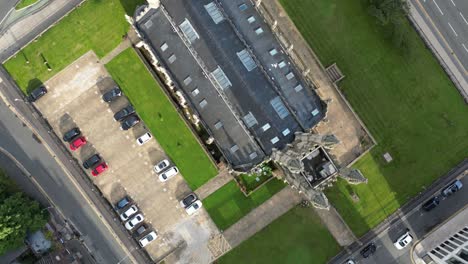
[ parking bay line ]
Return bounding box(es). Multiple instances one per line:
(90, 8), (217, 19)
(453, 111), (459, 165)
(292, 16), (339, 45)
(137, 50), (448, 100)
(432, 0), (444, 15)
(448, 22), (458, 37)
(463, 43), (468, 53)
(460, 12), (468, 25)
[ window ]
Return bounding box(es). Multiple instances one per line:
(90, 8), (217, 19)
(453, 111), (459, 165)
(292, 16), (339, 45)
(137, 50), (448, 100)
(270, 137), (279, 144)
(458, 249), (468, 261)
(270, 97), (290, 119)
(261, 123), (271, 132)
(211, 67), (232, 89)
(168, 54), (176, 64)
(199, 99), (208, 108)
(183, 76), (192, 86)
(447, 257), (463, 264)
(237, 49), (257, 72)
(205, 2), (225, 24)
(255, 27), (264, 35)
(239, 3), (248, 11)
(249, 152), (258, 160)
(269, 48), (278, 56)
(311, 109), (320, 116)
(179, 19), (200, 43)
(247, 16), (256, 24)
(161, 42), (169, 52)
(286, 71), (294, 80)
(230, 145), (239, 153)
(191, 88), (200, 96)
(282, 128), (290, 136)
(214, 121), (223, 130)
(243, 112), (258, 128)
(278, 60), (287, 69)
(294, 84), (303, 92)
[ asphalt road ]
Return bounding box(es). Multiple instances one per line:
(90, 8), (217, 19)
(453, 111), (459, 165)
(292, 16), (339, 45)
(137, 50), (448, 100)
(333, 166), (468, 264)
(410, 0), (468, 98)
(0, 0), (16, 25)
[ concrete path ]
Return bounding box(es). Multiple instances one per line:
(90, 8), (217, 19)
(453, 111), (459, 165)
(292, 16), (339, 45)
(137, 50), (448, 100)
(313, 206), (357, 247)
(195, 165), (232, 200)
(223, 187), (302, 248)
(101, 38), (131, 64)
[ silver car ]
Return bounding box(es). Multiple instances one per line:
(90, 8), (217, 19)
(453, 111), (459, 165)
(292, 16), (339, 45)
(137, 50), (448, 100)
(125, 214), (144, 230)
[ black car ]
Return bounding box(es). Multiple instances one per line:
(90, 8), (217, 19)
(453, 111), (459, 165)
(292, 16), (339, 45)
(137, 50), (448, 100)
(121, 115), (140, 130)
(180, 193), (198, 208)
(102, 87), (122, 102)
(114, 105), (135, 121)
(62, 127), (81, 142)
(83, 154), (101, 169)
(360, 243), (376, 258)
(133, 224), (149, 238)
(27, 86), (47, 102)
(115, 196), (131, 211)
(422, 196), (440, 211)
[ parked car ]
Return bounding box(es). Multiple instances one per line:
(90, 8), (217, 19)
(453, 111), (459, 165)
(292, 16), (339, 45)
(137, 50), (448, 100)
(102, 86), (122, 102)
(360, 243), (376, 258)
(69, 136), (87, 151)
(154, 159), (170, 173)
(158, 166), (179, 182)
(136, 132), (152, 146)
(441, 180), (463, 197)
(114, 105), (135, 121)
(422, 196), (440, 211)
(125, 214), (144, 230)
(185, 200), (202, 215)
(180, 193), (198, 208)
(120, 205), (138, 221)
(62, 127), (81, 142)
(133, 224), (148, 238)
(394, 230), (413, 250)
(82, 154), (101, 169)
(120, 115), (140, 130)
(115, 196), (131, 211)
(92, 162), (108, 176)
(139, 231), (158, 247)
(27, 86), (47, 102)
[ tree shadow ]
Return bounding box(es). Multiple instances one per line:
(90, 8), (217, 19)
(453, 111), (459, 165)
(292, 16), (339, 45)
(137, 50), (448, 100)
(26, 78), (43, 94)
(119, 0), (147, 16)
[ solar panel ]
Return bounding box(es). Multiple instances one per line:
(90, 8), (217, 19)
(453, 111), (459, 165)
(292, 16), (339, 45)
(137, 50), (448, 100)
(243, 112), (258, 128)
(270, 97), (290, 119)
(237, 49), (257, 72)
(179, 19), (199, 43)
(204, 2), (225, 24)
(211, 67), (232, 89)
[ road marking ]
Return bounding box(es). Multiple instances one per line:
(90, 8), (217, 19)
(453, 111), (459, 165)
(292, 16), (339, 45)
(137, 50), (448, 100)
(433, 0), (444, 15)
(463, 43), (468, 53)
(460, 12), (468, 25)
(450, 0), (456, 7)
(448, 22), (458, 36)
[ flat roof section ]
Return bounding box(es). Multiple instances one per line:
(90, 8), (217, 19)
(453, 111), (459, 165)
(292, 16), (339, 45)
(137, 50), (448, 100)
(218, 0), (324, 129)
(137, 8), (265, 170)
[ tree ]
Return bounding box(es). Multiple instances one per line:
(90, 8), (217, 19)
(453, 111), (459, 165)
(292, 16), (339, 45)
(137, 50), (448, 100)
(368, 0), (410, 51)
(0, 172), (48, 254)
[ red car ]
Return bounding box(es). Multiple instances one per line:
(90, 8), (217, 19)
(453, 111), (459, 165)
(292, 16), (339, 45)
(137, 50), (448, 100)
(92, 162), (108, 176)
(69, 136), (87, 151)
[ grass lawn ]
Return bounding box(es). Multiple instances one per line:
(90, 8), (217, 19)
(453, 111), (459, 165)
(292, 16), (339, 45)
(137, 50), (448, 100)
(203, 179), (286, 230)
(4, 0), (146, 93)
(280, 0), (468, 237)
(218, 206), (341, 264)
(15, 0), (38, 10)
(105, 48), (217, 189)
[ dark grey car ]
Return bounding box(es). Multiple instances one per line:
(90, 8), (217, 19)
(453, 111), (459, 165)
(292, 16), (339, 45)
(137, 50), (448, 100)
(102, 87), (122, 102)
(120, 115), (140, 130)
(62, 127), (81, 142)
(114, 105), (135, 121)
(360, 243), (376, 258)
(83, 154), (101, 169)
(28, 86), (47, 102)
(179, 193), (198, 208)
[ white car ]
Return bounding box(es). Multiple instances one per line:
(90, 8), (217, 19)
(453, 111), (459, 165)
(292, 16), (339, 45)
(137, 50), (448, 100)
(185, 200), (202, 215)
(125, 214), (144, 230)
(136, 132), (152, 146)
(394, 231), (413, 250)
(139, 231), (158, 247)
(120, 205), (138, 221)
(158, 166), (178, 182)
(154, 159), (170, 173)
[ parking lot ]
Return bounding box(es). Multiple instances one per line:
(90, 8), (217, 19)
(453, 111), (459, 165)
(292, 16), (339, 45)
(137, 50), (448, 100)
(34, 51), (218, 263)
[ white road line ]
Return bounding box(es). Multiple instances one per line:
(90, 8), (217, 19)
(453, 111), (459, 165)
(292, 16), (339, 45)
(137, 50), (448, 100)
(433, 0), (444, 15)
(462, 43), (468, 53)
(460, 12), (468, 25)
(448, 22), (458, 37)
(450, 0), (456, 7)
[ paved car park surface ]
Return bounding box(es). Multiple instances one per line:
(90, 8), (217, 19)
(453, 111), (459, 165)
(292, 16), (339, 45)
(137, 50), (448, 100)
(33, 51), (219, 262)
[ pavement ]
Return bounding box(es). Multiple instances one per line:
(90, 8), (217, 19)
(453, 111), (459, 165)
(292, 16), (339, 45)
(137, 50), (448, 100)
(0, 0), (17, 27)
(330, 160), (468, 264)
(409, 0), (468, 101)
(0, 66), (151, 263)
(0, 0), (83, 63)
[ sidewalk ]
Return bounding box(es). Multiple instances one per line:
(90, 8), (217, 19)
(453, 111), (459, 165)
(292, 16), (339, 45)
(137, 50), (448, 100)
(195, 166), (232, 200)
(0, 0), (83, 62)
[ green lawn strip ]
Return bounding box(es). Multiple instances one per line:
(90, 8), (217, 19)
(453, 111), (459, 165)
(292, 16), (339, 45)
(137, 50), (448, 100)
(219, 206), (341, 264)
(15, 0), (39, 10)
(105, 48), (217, 189)
(239, 173), (270, 192)
(203, 179), (286, 230)
(4, 0), (145, 93)
(280, 0), (468, 236)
